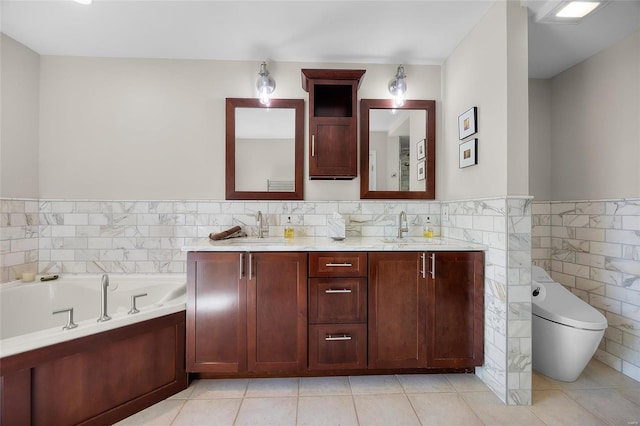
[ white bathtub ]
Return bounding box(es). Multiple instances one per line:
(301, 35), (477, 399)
(0, 274), (186, 358)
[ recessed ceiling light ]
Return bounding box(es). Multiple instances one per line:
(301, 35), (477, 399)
(555, 1), (600, 18)
(74, 0), (92, 5)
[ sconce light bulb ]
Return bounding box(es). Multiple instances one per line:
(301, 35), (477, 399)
(388, 65), (407, 107)
(256, 62), (276, 106)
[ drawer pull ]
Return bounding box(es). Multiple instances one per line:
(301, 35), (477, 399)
(325, 289), (352, 294)
(325, 335), (352, 341)
(325, 263), (352, 267)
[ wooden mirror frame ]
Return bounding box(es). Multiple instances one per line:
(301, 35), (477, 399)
(225, 98), (305, 200)
(360, 99), (436, 199)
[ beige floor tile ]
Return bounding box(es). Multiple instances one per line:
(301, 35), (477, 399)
(349, 374), (404, 395)
(565, 388), (640, 426)
(171, 398), (241, 426)
(297, 395), (359, 426)
(619, 386), (640, 405)
(532, 371), (563, 390)
(444, 373), (491, 392)
(190, 378), (249, 399)
(396, 374), (455, 393)
(583, 359), (640, 388)
(167, 380), (198, 400)
(461, 391), (545, 426)
(235, 396), (297, 426)
(245, 377), (299, 397)
(408, 392), (483, 425)
(114, 399), (184, 426)
(299, 376), (352, 396)
(530, 390), (605, 426)
(353, 394), (420, 425)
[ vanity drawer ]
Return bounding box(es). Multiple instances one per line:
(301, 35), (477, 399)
(309, 324), (367, 370)
(309, 252), (367, 277)
(309, 278), (367, 323)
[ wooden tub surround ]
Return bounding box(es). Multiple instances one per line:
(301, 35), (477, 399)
(0, 312), (188, 426)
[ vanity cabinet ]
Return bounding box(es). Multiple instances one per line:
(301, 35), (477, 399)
(186, 252), (307, 374)
(368, 251), (484, 370)
(301, 69), (365, 179)
(308, 252), (368, 370)
(426, 251), (484, 368)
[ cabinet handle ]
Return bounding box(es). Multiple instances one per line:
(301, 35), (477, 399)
(325, 262), (352, 267)
(239, 253), (244, 277)
(312, 135), (315, 157)
(325, 289), (352, 294)
(325, 335), (352, 341)
(248, 253), (253, 279)
(430, 253), (435, 279)
(420, 253), (426, 279)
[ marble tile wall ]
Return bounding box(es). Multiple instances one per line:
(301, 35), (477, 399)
(3, 199), (439, 276)
(441, 197), (532, 405)
(532, 199), (640, 383)
(0, 199), (39, 282)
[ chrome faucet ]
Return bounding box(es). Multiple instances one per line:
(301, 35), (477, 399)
(256, 210), (268, 238)
(398, 211), (409, 238)
(97, 273), (111, 322)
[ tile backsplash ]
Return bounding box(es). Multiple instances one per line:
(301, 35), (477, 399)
(532, 199), (640, 383)
(1, 198), (441, 279)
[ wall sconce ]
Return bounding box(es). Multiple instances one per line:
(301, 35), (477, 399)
(388, 65), (407, 107)
(256, 62), (276, 106)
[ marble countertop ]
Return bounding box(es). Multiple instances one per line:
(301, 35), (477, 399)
(182, 236), (487, 252)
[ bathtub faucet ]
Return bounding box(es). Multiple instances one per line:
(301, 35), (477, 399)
(97, 273), (112, 322)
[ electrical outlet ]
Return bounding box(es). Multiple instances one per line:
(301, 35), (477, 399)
(442, 205), (450, 223)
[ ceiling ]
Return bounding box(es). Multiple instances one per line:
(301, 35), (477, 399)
(1, 0), (639, 79)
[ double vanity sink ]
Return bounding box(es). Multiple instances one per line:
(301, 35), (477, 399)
(183, 235), (486, 377)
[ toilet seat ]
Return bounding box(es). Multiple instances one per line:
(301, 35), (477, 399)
(532, 266), (607, 331)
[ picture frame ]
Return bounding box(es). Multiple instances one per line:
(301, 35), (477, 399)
(417, 160), (426, 181)
(459, 139), (478, 168)
(458, 106), (477, 140)
(416, 139), (426, 160)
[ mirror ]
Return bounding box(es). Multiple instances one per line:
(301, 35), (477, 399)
(360, 99), (436, 199)
(226, 98), (304, 200)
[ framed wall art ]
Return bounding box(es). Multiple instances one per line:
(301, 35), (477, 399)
(416, 139), (426, 160)
(458, 106), (477, 140)
(417, 160), (426, 181)
(459, 139), (478, 168)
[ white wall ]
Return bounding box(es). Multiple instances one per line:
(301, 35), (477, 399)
(528, 79), (552, 200)
(1, 34), (40, 198)
(440, 1), (529, 200)
(38, 57), (441, 201)
(549, 30), (640, 200)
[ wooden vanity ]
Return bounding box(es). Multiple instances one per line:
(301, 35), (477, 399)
(185, 237), (484, 377)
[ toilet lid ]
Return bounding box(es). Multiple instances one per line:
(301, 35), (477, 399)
(532, 279), (608, 331)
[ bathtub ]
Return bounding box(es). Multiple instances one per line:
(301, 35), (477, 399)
(0, 273), (188, 425)
(0, 273), (186, 358)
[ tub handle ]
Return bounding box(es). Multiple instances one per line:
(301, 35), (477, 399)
(128, 293), (148, 315)
(53, 307), (78, 330)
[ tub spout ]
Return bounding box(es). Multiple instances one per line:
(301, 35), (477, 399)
(97, 273), (112, 322)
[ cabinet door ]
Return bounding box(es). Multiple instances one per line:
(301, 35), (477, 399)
(307, 78), (360, 179)
(247, 252), (308, 372)
(426, 251), (484, 368)
(368, 252), (427, 369)
(186, 252), (247, 373)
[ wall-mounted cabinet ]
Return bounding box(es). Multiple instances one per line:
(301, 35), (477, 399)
(301, 69), (365, 179)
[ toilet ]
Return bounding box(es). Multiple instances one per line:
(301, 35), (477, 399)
(531, 266), (608, 382)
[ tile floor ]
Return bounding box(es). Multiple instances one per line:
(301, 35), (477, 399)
(117, 360), (640, 425)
